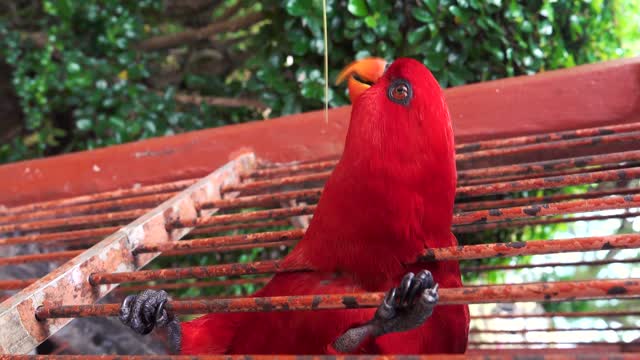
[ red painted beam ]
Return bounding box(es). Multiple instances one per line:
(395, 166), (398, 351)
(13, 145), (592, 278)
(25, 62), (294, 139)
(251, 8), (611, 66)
(1, 57), (639, 207)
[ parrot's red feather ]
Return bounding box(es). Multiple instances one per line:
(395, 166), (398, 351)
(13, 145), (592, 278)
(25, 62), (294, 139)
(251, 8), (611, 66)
(180, 58), (469, 355)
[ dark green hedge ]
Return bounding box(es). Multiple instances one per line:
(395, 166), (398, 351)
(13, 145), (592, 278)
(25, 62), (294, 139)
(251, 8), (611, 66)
(0, 0), (634, 163)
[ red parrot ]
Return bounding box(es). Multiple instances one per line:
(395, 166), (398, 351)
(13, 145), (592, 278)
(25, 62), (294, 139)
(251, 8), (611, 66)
(120, 57), (470, 355)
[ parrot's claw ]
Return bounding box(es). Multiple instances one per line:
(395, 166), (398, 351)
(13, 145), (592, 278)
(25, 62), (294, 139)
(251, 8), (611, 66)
(119, 289), (182, 353)
(332, 270), (438, 353)
(373, 270), (439, 335)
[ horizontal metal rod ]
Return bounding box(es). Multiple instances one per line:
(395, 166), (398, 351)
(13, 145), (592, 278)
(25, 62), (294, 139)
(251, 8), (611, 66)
(89, 259), (299, 285)
(456, 130), (640, 163)
(0, 226), (118, 247)
(453, 212), (639, 233)
(134, 229), (304, 254)
(459, 160), (638, 186)
(188, 219), (293, 237)
(454, 187), (640, 212)
(240, 160), (338, 180)
(35, 278), (640, 319)
(471, 310), (640, 319)
(462, 257), (640, 273)
(116, 277), (272, 293)
(89, 234), (640, 285)
(0, 209), (147, 235)
(468, 341), (631, 347)
(0, 192), (174, 226)
(469, 326), (640, 334)
(0, 250), (83, 267)
(5, 166), (632, 239)
(421, 233), (640, 261)
(174, 194), (639, 236)
(458, 149), (640, 182)
(202, 188), (322, 211)
(3, 354), (637, 360)
(168, 205), (317, 229)
(223, 171), (331, 193)
(456, 122), (640, 154)
(0, 178), (196, 216)
(160, 240), (297, 257)
(0, 279), (36, 291)
(452, 195), (640, 226)
(457, 166), (640, 198)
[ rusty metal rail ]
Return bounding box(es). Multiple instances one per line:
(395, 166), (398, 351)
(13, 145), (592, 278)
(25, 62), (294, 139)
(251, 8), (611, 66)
(2, 354), (637, 360)
(33, 278), (640, 319)
(0, 118), (639, 356)
(86, 234), (640, 285)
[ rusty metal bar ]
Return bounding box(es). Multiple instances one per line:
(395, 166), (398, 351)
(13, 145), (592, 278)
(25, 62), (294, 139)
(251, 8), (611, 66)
(89, 259), (303, 285)
(456, 122), (640, 153)
(421, 233), (640, 261)
(172, 194), (639, 234)
(0, 154), (256, 355)
(470, 310), (640, 319)
(0, 251), (83, 267)
(459, 161), (638, 186)
(469, 326), (640, 334)
(456, 167), (640, 198)
(223, 165), (640, 200)
(0, 226), (119, 247)
(167, 205), (317, 229)
(0, 193), (175, 226)
(117, 277), (272, 293)
(456, 130), (640, 163)
(462, 257), (640, 273)
(223, 171), (331, 194)
(240, 160), (338, 180)
(453, 212), (638, 233)
(34, 278), (640, 319)
(0, 178), (196, 216)
(468, 341), (630, 346)
(452, 195), (640, 226)
(161, 239), (297, 257)
(133, 229), (305, 254)
(457, 149), (640, 181)
(0, 279), (35, 291)
(454, 187), (640, 212)
(0, 209), (148, 235)
(3, 354), (637, 360)
(0, 233), (301, 267)
(188, 220), (292, 236)
(90, 234), (640, 285)
(202, 188), (322, 210)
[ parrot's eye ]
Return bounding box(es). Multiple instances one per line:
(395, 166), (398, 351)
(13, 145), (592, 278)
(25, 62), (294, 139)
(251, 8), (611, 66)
(387, 79), (412, 106)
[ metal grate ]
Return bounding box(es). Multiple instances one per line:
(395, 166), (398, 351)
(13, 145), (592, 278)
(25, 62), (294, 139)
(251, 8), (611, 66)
(0, 116), (638, 357)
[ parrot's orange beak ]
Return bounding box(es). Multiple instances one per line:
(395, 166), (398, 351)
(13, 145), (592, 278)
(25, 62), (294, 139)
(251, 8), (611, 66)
(336, 57), (387, 104)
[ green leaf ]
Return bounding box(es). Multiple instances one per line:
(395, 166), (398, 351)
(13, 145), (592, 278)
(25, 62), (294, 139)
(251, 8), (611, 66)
(76, 119), (91, 131)
(285, 0), (311, 16)
(348, 0), (368, 17)
(412, 7), (433, 23)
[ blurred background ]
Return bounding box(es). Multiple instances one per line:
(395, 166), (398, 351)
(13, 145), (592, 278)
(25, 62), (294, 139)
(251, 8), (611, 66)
(1, 0), (639, 355)
(1, 0), (639, 165)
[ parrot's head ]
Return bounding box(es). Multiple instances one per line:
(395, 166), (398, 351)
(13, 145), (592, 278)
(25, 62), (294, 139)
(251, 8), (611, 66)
(340, 57), (456, 228)
(336, 57), (388, 104)
(343, 57), (452, 154)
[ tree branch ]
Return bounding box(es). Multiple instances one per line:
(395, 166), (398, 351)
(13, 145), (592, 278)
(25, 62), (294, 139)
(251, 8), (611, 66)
(137, 12), (265, 51)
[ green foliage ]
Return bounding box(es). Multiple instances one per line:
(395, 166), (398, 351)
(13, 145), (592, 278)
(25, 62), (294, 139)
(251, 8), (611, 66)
(1, 0), (638, 164)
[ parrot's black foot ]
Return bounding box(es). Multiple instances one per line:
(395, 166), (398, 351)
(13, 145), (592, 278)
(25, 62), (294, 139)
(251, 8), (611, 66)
(373, 270), (439, 335)
(333, 270), (438, 353)
(119, 289), (181, 353)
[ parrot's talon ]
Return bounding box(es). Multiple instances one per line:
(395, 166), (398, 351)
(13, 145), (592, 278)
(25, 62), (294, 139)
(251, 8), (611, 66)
(332, 270), (439, 353)
(372, 269), (438, 336)
(119, 289), (182, 354)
